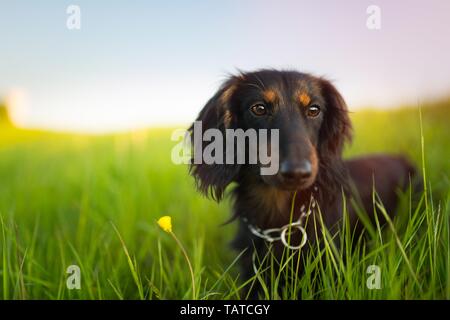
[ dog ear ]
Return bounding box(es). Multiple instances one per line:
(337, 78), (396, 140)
(188, 77), (241, 201)
(319, 78), (353, 156)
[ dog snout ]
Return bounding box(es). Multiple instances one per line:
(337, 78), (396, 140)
(279, 160), (312, 182)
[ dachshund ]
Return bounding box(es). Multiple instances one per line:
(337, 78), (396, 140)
(188, 69), (418, 298)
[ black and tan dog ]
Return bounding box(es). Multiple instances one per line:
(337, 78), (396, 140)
(189, 69), (418, 297)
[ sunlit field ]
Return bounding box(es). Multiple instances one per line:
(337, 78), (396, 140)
(0, 100), (449, 299)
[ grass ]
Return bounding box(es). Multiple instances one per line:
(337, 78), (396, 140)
(0, 100), (449, 300)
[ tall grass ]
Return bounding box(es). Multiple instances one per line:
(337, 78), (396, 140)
(0, 101), (449, 299)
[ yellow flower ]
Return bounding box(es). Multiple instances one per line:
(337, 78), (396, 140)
(157, 216), (172, 233)
(156, 215), (196, 298)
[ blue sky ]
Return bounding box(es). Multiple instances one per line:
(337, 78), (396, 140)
(1, 0), (450, 132)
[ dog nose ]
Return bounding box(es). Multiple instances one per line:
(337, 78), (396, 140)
(280, 160), (312, 181)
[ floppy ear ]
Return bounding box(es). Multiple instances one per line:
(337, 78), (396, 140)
(319, 78), (353, 156)
(188, 77), (241, 201)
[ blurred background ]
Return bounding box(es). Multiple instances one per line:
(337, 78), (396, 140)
(1, 0), (450, 132)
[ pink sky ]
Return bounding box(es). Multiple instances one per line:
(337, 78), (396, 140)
(1, 0), (450, 132)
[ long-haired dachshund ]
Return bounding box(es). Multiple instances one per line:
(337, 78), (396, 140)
(189, 69), (418, 297)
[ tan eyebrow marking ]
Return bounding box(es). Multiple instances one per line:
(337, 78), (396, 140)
(298, 92), (311, 106)
(263, 89), (278, 103)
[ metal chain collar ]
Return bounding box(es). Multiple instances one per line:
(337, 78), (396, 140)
(242, 186), (318, 250)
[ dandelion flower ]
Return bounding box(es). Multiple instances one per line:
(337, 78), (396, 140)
(156, 215), (196, 298)
(157, 216), (172, 233)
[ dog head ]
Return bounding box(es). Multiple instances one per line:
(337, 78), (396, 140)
(189, 69), (352, 200)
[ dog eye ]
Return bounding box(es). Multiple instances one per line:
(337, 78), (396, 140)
(306, 105), (321, 118)
(250, 104), (267, 116)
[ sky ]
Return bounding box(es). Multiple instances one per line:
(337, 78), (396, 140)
(1, 0), (450, 132)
